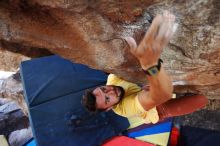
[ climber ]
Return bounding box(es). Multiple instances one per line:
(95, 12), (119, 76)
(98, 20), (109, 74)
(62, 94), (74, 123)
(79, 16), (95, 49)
(82, 11), (208, 124)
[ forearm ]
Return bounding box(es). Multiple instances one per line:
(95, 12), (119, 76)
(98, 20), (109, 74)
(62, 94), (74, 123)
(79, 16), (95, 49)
(147, 66), (173, 105)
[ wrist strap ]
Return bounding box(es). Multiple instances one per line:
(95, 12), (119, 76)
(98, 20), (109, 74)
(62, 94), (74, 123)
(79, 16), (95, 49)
(142, 59), (163, 76)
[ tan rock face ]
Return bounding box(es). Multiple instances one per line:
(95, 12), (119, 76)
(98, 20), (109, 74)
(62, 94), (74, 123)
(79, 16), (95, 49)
(0, 49), (30, 71)
(0, 0), (219, 99)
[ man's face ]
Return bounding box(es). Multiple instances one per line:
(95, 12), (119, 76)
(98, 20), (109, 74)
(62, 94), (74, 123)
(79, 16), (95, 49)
(92, 85), (124, 110)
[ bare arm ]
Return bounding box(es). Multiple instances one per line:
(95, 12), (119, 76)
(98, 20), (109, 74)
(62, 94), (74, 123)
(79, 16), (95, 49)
(138, 67), (173, 110)
(125, 11), (175, 110)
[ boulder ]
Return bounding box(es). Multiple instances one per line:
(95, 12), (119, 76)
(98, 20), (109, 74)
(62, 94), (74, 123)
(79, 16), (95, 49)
(0, 101), (20, 114)
(0, 101), (29, 136)
(0, 0), (219, 99)
(0, 72), (28, 115)
(8, 127), (32, 146)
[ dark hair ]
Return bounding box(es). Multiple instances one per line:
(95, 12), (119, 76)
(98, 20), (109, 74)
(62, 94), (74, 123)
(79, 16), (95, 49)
(82, 89), (97, 112)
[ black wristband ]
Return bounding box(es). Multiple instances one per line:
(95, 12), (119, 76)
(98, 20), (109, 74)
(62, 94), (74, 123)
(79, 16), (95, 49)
(142, 59), (163, 76)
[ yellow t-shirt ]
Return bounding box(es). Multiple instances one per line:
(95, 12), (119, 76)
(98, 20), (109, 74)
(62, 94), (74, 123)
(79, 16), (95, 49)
(106, 74), (160, 125)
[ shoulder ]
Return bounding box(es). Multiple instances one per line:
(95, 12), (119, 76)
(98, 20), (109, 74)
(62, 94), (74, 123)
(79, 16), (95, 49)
(107, 74), (123, 85)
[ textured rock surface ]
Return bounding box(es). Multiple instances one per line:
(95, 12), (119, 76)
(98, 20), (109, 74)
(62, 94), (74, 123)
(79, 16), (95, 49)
(0, 49), (30, 71)
(0, 101), (29, 136)
(8, 127), (32, 146)
(0, 0), (219, 99)
(0, 72), (28, 115)
(0, 97), (10, 106)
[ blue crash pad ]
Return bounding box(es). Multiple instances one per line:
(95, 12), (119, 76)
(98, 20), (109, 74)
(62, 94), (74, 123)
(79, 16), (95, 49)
(20, 55), (129, 146)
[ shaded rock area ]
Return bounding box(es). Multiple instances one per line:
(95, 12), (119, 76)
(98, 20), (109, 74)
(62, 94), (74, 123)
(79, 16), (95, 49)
(177, 109), (220, 131)
(0, 98), (30, 146)
(0, 101), (29, 136)
(0, 72), (30, 146)
(175, 99), (220, 132)
(0, 0), (219, 99)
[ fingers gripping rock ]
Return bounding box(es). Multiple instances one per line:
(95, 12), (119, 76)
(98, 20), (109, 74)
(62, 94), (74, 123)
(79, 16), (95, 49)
(123, 11), (177, 69)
